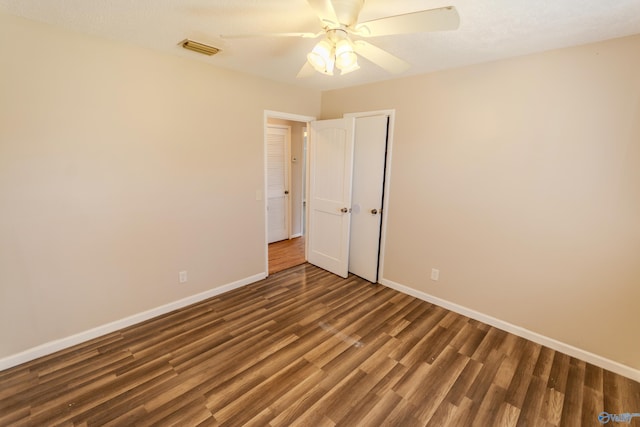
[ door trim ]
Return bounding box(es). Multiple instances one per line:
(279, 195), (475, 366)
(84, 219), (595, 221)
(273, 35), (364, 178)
(263, 111), (316, 276)
(344, 110), (395, 283)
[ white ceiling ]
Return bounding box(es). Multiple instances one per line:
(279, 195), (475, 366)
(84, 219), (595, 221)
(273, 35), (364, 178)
(2, 0), (640, 91)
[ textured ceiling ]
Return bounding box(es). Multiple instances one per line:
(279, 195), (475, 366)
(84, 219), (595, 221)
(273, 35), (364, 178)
(2, 0), (640, 91)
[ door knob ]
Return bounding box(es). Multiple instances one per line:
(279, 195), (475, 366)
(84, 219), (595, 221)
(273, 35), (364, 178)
(284, 190), (289, 195)
(370, 209), (378, 215)
(340, 207), (349, 213)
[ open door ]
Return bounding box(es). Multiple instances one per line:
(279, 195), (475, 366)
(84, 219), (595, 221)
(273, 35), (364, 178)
(349, 115), (389, 282)
(307, 118), (355, 278)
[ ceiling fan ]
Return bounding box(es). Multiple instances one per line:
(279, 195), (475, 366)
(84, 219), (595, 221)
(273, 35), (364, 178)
(222, 0), (460, 77)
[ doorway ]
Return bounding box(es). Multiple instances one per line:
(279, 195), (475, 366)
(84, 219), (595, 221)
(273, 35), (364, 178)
(263, 110), (394, 280)
(305, 111), (393, 281)
(264, 111), (315, 275)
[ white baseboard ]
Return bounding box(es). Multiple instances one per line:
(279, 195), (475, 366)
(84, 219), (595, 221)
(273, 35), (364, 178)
(379, 278), (640, 383)
(290, 233), (302, 238)
(0, 272), (267, 372)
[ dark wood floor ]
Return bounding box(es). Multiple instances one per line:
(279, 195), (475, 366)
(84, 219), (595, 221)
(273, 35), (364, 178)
(1, 264), (639, 426)
(268, 237), (305, 275)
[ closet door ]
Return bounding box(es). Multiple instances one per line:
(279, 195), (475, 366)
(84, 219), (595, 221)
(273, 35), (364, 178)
(266, 126), (290, 243)
(348, 115), (388, 282)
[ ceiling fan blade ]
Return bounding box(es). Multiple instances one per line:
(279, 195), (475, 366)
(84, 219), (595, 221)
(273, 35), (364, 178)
(331, 0), (365, 27)
(354, 6), (460, 37)
(306, 0), (339, 27)
(221, 32), (321, 39)
(353, 40), (410, 74)
(297, 62), (316, 78)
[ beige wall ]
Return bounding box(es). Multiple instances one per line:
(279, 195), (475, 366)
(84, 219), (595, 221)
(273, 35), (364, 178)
(2, 7), (639, 375)
(322, 35), (640, 370)
(266, 119), (306, 237)
(0, 12), (320, 359)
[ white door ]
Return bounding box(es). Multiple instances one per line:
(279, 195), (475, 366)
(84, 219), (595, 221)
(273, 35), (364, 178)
(307, 118), (355, 278)
(348, 115), (389, 282)
(267, 126), (290, 243)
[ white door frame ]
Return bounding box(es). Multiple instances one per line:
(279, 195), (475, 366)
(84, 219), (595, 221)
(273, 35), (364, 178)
(344, 110), (395, 282)
(264, 110), (316, 276)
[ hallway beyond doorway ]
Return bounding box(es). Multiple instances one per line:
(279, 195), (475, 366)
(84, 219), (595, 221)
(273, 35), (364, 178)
(268, 237), (305, 274)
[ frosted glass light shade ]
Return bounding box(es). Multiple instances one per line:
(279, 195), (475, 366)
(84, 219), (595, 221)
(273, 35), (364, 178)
(307, 39), (335, 75)
(339, 62), (360, 75)
(335, 39), (357, 70)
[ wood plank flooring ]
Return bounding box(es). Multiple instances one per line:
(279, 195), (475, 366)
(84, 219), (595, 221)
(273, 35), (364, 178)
(1, 263), (639, 426)
(268, 237), (305, 275)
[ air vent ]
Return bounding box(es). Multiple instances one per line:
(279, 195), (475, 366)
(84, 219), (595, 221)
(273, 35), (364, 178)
(181, 39), (220, 56)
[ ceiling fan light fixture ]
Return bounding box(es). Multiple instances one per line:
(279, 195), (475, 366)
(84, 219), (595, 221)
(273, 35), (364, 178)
(307, 39), (335, 75)
(324, 55), (336, 75)
(339, 62), (360, 75)
(334, 39), (358, 70)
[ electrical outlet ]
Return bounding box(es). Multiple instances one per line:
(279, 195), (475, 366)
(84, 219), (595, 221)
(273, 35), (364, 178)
(431, 268), (440, 281)
(179, 271), (188, 284)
